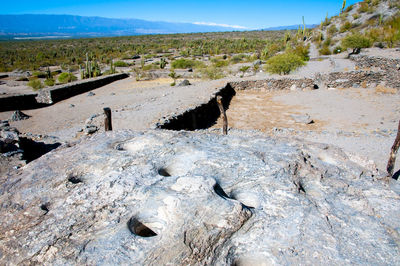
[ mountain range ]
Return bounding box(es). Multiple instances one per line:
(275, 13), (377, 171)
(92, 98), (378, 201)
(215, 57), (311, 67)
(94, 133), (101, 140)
(0, 14), (317, 39)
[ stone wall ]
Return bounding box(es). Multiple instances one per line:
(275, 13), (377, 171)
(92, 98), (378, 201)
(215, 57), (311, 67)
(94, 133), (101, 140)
(351, 55), (400, 89)
(0, 93), (42, 112)
(325, 70), (385, 88)
(229, 78), (315, 91)
(36, 73), (129, 104)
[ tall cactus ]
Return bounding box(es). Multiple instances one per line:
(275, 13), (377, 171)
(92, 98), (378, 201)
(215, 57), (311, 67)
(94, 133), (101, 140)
(302, 16), (306, 40)
(341, 0), (346, 14)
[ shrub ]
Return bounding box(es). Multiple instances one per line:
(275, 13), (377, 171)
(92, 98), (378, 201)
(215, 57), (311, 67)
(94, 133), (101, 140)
(27, 79), (43, 91)
(211, 58), (229, 68)
(44, 78), (55, 86)
(358, 2), (370, 13)
(261, 42), (284, 60)
(171, 58), (204, 69)
(342, 34), (372, 53)
(327, 25), (338, 35)
(264, 52), (305, 75)
(113, 61), (129, 67)
(200, 66), (224, 80)
(58, 73), (77, 84)
(291, 43), (310, 61)
(319, 46), (332, 55)
(340, 21), (352, 33)
(32, 71), (47, 78)
(353, 13), (361, 20)
(230, 54), (248, 64)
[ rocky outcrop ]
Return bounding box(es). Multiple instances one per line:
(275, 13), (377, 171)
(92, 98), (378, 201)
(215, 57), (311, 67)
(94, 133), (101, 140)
(0, 129), (399, 265)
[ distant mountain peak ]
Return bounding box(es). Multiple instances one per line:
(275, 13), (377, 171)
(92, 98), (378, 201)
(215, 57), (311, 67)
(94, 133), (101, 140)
(0, 14), (246, 39)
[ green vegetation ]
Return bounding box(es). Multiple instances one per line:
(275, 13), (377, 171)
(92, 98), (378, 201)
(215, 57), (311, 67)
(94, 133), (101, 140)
(341, 33), (372, 54)
(168, 70), (181, 86)
(0, 30), (289, 72)
(27, 79), (43, 91)
(81, 53), (102, 79)
(200, 66), (225, 80)
(264, 52), (305, 75)
(239, 66), (250, 77)
(171, 58), (205, 69)
(58, 72), (77, 84)
(113, 60), (129, 67)
(44, 78), (55, 86)
(160, 58), (167, 69)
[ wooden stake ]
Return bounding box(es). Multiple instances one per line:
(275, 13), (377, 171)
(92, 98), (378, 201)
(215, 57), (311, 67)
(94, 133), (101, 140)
(216, 96), (228, 135)
(387, 120), (400, 177)
(103, 107), (112, 131)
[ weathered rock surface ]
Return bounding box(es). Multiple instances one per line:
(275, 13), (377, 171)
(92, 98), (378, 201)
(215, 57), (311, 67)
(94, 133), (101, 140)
(0, 129), (399, 265)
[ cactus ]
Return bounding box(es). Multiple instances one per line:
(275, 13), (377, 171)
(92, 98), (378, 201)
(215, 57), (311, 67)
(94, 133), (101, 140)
(302, 16), (306, 40)
(341, 0), (346, 14)
(160, 58), (167, 69)
(81, 53), (102, 79)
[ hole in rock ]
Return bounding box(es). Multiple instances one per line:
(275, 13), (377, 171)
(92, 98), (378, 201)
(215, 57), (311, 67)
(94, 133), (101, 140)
(393, 169), (400, 180)
(114, 143), (125, 151)
(68, 175), (83, 184)
(40, 203), (49, 213)
(313, 84), (319, 89)
(213, 183), (230, 199)
(127, 217), (157, 237)
(158, 168), (171, 177)
(157, 83), (236, 131)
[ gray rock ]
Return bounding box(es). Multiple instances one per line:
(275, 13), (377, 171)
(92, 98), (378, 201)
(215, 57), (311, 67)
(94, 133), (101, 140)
(0, 130), (398, 265)
(0, 121), (10, 129)
(178, 79), (191, 86)
(69, 104), (75, 108)
(252, 60), (262, 66)
(84, 124), (98, 134)
(87, 92), (96, 97)
(291, 114), (314, 124)
(0, 130), (19, 144)
(11, 110), (30, 121)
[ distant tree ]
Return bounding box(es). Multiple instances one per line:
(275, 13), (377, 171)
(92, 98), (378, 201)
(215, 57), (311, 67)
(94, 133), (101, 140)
(341, 34), (372, 55)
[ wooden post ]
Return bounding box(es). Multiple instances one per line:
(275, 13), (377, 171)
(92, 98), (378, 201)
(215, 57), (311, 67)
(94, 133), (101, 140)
(387, 120), (400, 177)
(103, 107), (112, 131)
(216, 96), (228, 135)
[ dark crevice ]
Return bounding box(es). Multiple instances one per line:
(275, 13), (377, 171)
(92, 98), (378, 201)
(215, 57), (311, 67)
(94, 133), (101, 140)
(19, 137), (61, 163)
(393, 169), (400, 180)
(158, 168), (171, 177)
(157, 83), (236, 131)
(127, 217), (157, 237)
(68, 175), (83, 184)
(213, 183), (230, 199)
(40, 203), (49, 213)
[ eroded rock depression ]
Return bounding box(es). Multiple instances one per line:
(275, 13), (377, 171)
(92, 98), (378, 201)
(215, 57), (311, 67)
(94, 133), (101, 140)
(0, 130), (399, 265)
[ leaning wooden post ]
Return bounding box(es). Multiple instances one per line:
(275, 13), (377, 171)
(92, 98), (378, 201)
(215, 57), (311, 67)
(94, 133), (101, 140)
(103, 107), (112, 131)
(216, 96), (228, 135)
(387, 120), (400, 177)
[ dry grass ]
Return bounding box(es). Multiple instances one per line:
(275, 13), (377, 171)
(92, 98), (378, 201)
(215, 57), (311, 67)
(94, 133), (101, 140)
(375, 84), (397, 94)
(361, 81), (368, 88)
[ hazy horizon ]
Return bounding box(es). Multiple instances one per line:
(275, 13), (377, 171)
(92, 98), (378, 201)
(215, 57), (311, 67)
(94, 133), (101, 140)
(2, 0), (359, 30)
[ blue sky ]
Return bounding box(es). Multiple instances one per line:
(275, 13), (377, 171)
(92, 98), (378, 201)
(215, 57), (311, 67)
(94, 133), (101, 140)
(1, 0), (360, 29)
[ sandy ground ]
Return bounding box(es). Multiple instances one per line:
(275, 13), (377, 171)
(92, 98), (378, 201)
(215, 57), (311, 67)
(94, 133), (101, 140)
(213, 87), (400, 170)
(0, 77), (225, 140)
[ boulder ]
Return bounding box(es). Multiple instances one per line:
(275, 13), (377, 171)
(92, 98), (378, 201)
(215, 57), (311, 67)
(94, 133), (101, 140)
(11, 110), (31, 121)
(178, 79), (191, 86)
(291, 114), (314, 124)
(0, 130), (398, 265)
